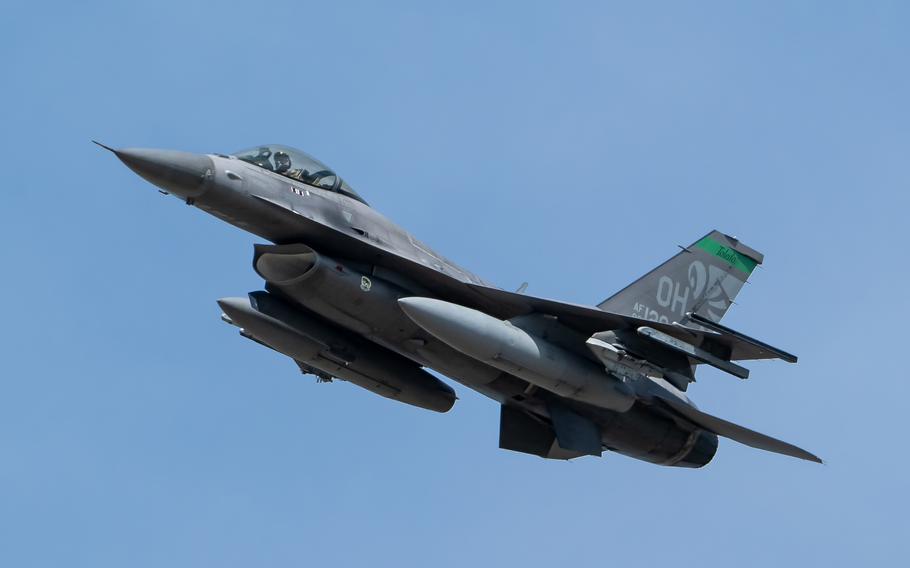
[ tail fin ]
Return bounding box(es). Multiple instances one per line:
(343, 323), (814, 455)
(598, 230), (763, 324)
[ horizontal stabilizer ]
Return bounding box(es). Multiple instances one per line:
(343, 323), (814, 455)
(658, 395), (822, 463)
(687, 312), (798, 363)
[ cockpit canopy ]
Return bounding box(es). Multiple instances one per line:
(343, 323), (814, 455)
(232, 144), (366, 205)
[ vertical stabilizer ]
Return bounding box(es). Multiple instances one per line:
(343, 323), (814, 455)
(598, 230), (763, 324)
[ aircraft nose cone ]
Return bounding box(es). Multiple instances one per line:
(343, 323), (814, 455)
(112, 147), (214, 199)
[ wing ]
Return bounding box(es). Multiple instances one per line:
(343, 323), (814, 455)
(246, 197), (793, 364)
(466, 284), (794, 363)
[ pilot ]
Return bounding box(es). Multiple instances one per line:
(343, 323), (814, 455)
(251, 147), (273, 170)
(274, 151), (292, 174)
(273, 151), (310, 181)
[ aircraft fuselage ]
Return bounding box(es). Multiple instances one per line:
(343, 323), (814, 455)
(103, 145), (725, 467)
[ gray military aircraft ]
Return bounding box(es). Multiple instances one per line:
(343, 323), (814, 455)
(98, 142), (821, 467)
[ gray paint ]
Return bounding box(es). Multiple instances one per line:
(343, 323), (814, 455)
(100, 143), (820, 467)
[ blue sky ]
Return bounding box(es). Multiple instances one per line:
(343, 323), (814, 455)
(2, 1), (908, 566)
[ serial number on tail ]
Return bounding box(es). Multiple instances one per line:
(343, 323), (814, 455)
(631, 302), (671, 323)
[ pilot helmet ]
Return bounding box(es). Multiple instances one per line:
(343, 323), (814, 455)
(274, 151), (292, 173)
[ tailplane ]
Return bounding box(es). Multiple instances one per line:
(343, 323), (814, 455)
(598, 230), (763, 324)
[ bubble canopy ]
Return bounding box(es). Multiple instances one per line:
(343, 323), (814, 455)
(231, 145), (366, 205)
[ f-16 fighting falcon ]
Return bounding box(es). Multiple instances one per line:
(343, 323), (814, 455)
(98, 142), (821, 467)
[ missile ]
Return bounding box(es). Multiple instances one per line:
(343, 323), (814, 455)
(218, 293), (456, 413)
(398, 297), (635, 412)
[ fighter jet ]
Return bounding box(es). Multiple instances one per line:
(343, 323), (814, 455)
(98, 142), (821, 467)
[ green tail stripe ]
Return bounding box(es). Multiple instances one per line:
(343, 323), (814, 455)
(695, 237), (759, 275)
